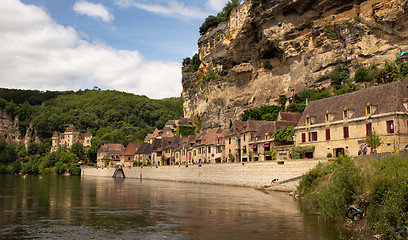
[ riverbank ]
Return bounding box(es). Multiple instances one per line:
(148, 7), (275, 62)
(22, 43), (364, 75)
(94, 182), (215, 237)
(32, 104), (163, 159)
(296, 152), (408, 239)
(82, 159), (325, 191)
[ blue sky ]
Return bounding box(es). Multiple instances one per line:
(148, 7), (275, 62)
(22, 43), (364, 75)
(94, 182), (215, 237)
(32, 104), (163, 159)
(0, 0), (230, 99)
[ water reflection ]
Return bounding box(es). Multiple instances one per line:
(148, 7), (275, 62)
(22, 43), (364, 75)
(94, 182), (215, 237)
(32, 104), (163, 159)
(0, 175), (344, 239)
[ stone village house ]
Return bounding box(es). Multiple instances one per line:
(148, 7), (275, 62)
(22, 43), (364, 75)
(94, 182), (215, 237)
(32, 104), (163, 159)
(97, 143), (125, 168)
(131, 114), (300, 166)
(294, 76), (408, 158)
(225, 112), (300, 163)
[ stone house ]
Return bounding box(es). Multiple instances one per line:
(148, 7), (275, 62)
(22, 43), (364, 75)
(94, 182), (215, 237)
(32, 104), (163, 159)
(123, 142), (140, 167)
(51, 124), (92, 152)
(294, 76), (408, 158)
(96, 143), (125, 168)
(134, 142), (153, 165)
(225, 113), (300, 162)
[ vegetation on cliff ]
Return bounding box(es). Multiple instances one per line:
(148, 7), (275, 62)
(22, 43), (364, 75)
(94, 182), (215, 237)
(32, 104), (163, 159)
(297, 154), (408, 239)
(199, 0), (242, 36)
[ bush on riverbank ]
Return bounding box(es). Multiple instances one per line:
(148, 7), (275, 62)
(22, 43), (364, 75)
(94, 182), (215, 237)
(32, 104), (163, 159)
(0, 141), (82, 176)
(297, 154), (408, 239)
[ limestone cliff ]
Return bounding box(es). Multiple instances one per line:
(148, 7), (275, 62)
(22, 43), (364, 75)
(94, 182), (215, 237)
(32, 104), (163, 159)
(181, 0), (408, 129)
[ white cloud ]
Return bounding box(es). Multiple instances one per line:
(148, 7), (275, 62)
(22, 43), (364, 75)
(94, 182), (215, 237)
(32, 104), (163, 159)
(0, 0), (182, 99)
(114, 0), (209, 20)
(207, 0), (229, 11)
(73, 1), (114, 23)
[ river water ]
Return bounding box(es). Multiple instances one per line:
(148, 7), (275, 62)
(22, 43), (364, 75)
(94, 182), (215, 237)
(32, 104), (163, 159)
(0, 175), (348, 239)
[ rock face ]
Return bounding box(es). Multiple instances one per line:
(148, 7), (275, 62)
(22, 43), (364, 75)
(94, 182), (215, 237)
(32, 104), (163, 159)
(181, 0), (408, 130)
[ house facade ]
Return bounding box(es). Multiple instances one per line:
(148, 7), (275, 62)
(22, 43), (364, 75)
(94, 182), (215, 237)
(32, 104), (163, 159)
(51, 124), (92, 152)
(96, 143), (125, 168)
(294, 76), (408, 158)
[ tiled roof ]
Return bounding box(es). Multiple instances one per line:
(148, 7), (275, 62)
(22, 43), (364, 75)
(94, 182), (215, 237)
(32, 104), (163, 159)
(124, 142), (140, 156)
(98, 143), (125, 153)
(135, 142), (153, 154)
(178, 118), (195, 127)
(278, 112), (301, 123)
(80, 131), (92, 139)
(297, 77), (408, 127)
(65, 124), (78, 133)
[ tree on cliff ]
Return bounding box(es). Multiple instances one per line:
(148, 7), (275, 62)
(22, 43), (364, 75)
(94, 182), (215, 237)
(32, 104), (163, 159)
(199, 0), (242, 36)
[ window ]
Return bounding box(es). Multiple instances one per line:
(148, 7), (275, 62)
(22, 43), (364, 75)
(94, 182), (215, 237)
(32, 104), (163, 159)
(325, 113), (330, 122)
(208, 147), (211, 153)
(243, 134), (246, 141)
(301, 133), (306, 143)
(198, 148), (201, 154)
(311, 132), (317, 141)
(308, 132), (317, 141)
(387, 120), (394, 134)
(326, 129), (330, 140)
(343, 126), (349, 138)
(343, 110), (348, 119)
(229, 137), (231, 144)
(366, 106), (371, 115)
(176, 153), (178, 158)
(306, 116), (310, 125)
(366, 123), (372, 136)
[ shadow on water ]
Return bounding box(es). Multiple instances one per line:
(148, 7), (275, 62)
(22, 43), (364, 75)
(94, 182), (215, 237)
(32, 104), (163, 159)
(0, 175), (347, 239)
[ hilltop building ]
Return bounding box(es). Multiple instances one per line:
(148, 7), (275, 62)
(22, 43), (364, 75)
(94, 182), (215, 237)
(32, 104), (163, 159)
(51, 125), (92, 152)
(294, 76), (408, 158)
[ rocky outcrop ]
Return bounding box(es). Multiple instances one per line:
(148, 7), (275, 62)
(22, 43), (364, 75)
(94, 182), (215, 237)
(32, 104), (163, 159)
(182, 0), (408, 129)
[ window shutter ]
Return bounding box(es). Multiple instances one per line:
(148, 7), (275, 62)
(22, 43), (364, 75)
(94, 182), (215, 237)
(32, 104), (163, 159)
(326, 129), (330, 140)
(343, 126), (349, 138)
(301, 133), (306, 143)
(366, 123), (371, 136)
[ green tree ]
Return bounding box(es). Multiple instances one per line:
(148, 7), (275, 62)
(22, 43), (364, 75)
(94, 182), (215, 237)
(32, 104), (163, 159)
(70, 142), (86, 161)
(273, 126), (294, 142)
(364, 131), (383, 150)
(354, 67), (373, 82)
(330, 64), (349, 89)
(376, 61), (398, 84)
(199, 0), (241, 36)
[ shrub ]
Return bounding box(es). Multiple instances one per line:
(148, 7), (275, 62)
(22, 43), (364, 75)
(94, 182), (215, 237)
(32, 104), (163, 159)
(354, 67), (373, 82)
(376, 61), (398, 84)
(68, 163), (81, 176)
(273, 126), (294, 142)
(297, 164), (324, 196)
(229, 153), (235, 162)
(199, 1), (242, 36)
(330, 64), (349, 89)
(262, 61), (273, 69)
(54, 161), (67, 175)
(286, 103), (306, 113)
(327, 152), (333, 158)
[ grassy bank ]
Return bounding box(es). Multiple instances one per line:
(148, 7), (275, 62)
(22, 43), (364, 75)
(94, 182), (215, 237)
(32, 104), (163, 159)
(296, 154), (408, 239)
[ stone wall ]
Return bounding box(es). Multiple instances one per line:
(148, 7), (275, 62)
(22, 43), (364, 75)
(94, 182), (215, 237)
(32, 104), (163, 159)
(82, 159), (325, 188)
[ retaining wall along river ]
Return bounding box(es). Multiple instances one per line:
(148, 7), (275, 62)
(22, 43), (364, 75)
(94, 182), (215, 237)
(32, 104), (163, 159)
(82, 159), (325, 189)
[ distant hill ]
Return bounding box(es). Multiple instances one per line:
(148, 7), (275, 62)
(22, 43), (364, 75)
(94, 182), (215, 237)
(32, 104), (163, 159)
(0, 88), (183, 160)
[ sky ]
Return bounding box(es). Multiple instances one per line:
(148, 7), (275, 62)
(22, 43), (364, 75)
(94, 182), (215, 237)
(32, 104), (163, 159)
(0, 0), (230, 99)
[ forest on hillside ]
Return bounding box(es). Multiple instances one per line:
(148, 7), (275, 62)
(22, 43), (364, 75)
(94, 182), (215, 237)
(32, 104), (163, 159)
(0, 88), (183, 171)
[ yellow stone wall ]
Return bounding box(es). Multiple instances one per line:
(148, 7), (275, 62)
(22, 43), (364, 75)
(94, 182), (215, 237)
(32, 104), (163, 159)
(295, 114), (408, 158)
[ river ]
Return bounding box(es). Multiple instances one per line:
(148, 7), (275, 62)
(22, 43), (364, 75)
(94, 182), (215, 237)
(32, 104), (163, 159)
(0, 175), (348, 239)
